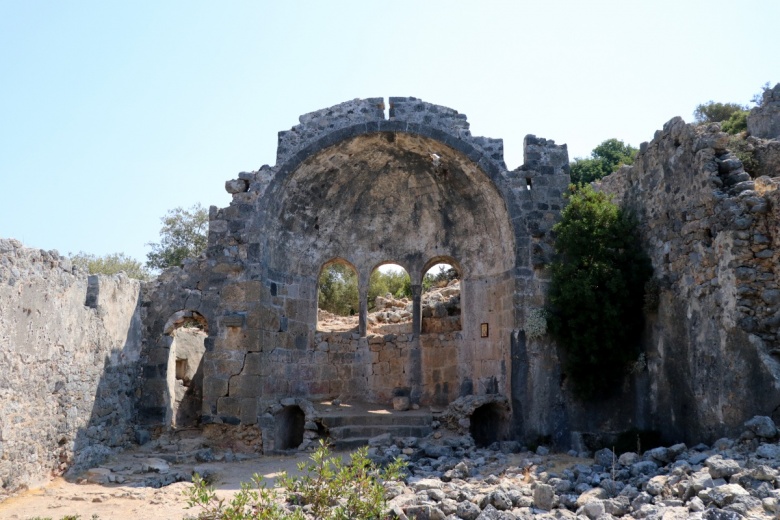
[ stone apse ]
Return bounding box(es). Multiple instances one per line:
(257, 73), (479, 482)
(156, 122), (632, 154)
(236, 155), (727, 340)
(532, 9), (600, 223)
(140, 97), (570, 435)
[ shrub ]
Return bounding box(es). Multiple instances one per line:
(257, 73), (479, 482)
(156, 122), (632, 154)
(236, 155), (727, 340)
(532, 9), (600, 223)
(184, 441), (406, 520)
(525, 308), (548, 339)
(693, 101), (746, 124)
(69, 251), (151, 281)
(721, 109), (748, 134)
(547, 185), (652, 399)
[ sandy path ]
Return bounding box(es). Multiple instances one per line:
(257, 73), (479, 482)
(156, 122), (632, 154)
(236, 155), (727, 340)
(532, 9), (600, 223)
(0, 453), (313, 520)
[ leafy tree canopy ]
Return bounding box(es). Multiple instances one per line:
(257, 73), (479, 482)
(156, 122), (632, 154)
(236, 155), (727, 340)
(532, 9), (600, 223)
(570, 138), (638, 185)
(70, 251), (151, 281)
(368, 268), (411, 310)
(146, 203), (208, 270)
(693, 101), (746, 125)
(318, 263), (359, 316)
(547, 185), (652, 400)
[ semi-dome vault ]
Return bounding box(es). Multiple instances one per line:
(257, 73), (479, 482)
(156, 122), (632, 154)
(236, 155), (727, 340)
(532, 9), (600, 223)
(141, 97), (571, 439)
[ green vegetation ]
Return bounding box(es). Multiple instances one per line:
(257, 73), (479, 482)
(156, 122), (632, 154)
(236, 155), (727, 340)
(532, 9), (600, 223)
(146, 203), (208, 270)
(69, 251), (151, 281)
(547, 185), (652, 400)
(367, 268), (411, 310)
(693, 82), (772, 135)
(318, 263), (459, 316)
(693, 101), (747, 125)
(569, 139), (638, 185)
(422, 265), (457, 293)
(318, 263), (359, 316)
(184, 441), (406, 520)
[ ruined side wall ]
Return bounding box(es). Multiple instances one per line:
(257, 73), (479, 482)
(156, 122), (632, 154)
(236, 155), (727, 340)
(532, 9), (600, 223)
(0, 239), (142, 498)
(598, 118), (780, 442)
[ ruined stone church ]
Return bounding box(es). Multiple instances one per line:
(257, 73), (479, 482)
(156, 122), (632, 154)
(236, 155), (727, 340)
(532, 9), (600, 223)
(2, 88), (779, 495)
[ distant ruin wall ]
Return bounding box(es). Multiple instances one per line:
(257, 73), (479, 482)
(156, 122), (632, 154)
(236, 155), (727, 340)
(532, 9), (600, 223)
(0, 239), (142, 498)
(598, 118), (780, 442)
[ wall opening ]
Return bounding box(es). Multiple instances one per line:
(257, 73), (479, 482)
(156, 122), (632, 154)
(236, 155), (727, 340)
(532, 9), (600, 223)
(274, 405), (305, 450)
(470, 403), (506, 447)
(317, 259), (359, 333)
(422, 262), (461, 334)
(164, 311), (207, 429)
(367, 263), (412, 334)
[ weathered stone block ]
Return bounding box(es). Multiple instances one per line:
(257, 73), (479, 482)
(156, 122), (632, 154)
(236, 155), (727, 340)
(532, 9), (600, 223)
(203, 377), (229, 398)
(217, 397), (241, 417)
(229, 375), (262, 398)
(240, 398), (258, 425)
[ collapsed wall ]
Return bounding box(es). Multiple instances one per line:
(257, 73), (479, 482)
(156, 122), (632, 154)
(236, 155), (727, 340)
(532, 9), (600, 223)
(598, 115), (780, 442)
(0, 239), (142, 498)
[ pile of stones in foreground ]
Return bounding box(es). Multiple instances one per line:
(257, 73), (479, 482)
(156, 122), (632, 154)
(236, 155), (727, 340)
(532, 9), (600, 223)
(368, 416), (780, 520)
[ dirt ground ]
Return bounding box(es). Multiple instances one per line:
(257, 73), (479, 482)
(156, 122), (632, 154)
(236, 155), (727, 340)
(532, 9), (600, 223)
(0, 452), (313, 520)
(0, 435), (584, 520)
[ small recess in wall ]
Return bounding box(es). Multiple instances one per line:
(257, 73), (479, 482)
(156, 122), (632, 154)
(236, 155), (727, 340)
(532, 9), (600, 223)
(480, 323), (489, 338)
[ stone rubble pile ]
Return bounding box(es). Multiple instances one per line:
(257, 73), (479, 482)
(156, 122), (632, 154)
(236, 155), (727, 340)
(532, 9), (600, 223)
(369, 280), (461, 327)
(365, 415), (780, 520)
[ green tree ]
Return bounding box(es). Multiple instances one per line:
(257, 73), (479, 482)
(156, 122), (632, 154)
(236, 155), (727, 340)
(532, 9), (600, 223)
(146, 203), (208, 270)
(422, 265), (457, 293)
(70, 251), (151, 280)
(570, 138), (638, 184)
(693, 101), (746, 124)
(318, 263), (359, 316)
(547, 185), (652, 399)
(368, 268), (411, 309)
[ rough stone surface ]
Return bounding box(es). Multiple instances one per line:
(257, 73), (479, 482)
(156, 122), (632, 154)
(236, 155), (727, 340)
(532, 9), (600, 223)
(139, 97), (572, 447)
(598, 115), (780, 442)
(748, 83), (780, 140)
(0, 240), (142, 498)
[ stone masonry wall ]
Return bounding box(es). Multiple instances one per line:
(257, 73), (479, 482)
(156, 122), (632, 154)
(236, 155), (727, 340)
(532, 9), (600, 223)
(138, 97), (571, 447)
(597, 117), (780, 442)
(0, 239), (142, 499)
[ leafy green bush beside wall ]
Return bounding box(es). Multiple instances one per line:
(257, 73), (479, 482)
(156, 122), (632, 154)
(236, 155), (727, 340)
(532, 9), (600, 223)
(547, 185), (652, 400)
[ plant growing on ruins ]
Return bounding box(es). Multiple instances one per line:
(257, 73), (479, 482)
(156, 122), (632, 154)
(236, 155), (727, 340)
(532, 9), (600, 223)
(146, 203), (208, 270)
(569, 138), (638, 184)
(547, 185), (652, 399)
(184, 440), (406, 520)
(525, 308), (548, 339)
(69, 251), (151, 280)
(693, 101), (746, 125)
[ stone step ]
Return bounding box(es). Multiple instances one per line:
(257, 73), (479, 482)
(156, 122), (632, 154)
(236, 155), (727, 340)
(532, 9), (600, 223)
(327, 424), (432, 441)
(321, 413), (432, 428)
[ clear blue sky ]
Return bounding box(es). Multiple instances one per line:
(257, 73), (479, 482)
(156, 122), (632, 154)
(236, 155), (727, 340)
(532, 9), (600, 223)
(1, 1), (777, 265)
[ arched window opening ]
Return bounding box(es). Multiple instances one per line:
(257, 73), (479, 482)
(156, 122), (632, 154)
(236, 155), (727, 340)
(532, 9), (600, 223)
(422, 262), (461, 333)
(317, 259), (359, 333)
(367, 263), (412, 334)
(470, 403), (507, 448)
(275, 405), (305, 451)
(164, 311), (207, 429)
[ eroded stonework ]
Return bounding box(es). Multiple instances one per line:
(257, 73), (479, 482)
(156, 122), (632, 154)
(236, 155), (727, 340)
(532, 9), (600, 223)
(141, 97), (571, 437)
(3, 94), (780, 499)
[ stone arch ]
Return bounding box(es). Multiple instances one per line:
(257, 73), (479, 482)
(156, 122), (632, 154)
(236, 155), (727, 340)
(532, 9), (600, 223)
(422, 255), (463, 280)
(367, 262), (413, 335)
(421, 256), (462, 335)
(316, 257), (359, 333)
(199, 97), (571, 419)
(163, 310), (208, 428)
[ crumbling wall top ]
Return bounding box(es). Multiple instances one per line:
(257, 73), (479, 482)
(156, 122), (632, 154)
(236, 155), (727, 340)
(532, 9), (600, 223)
(274, 97), (507, 175)
(748, 83), (780, 140)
